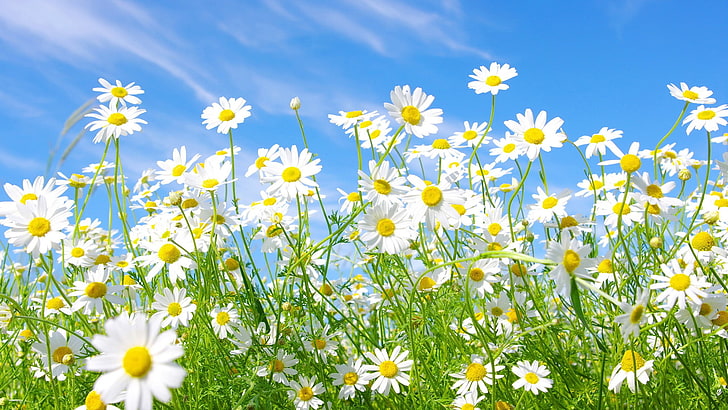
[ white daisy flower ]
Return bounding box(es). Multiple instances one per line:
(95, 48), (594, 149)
(2, 196), (72, 257)
(544, 237), (596, 297)
(287, 375), (325, 410)
(86, 313), (186, 409)
(573, 127), (623, 158)
(0, 176), (69, 217)
(260, 146), (321, 201)
(511, 360), (553, 395)
(75, 390), (122, 410)
(151, 288), (196, 329)
(363, 346), (413, 396)
(183, 155), (234, 192)
(85, 104), (147, 144)
(683, 104), (728, 134)
(402, 175), (464, 230)
(93, 78), (144, 106)
(650, 259), (711, 308)
(358, 202), (417, 254)
(137, 241), (197, 283)
(465, 258), (501, 298)
(450, 354), (505, 396)
(245, 144), (280, 177)
(31, 329), (85, 381)
(69, 266), (125, 315)
(504, 109), (564, 161)
(358, 160), (408, 207)
(452, 121), (490, 147)
(201, 97), (252, 134)
(210, 304), (239, 339)
(667, 82), (716, 105)
(607, 350), (654, 393)
(489, 134), (523, 164)
(468, 62), (518, 95)
(451, 392), (484, 410)
(330, 357), (370, 400)
(256, 350), (299, 385)
(156, 146), (201, 185)
(527, 187), (571, 223)
(384, 85), (443, 138)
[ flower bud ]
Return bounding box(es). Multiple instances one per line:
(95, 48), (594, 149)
(678, 168), (691, 181)
(649, 237), (663, 249)
(168, 191), (182, 206)
(289, 97), (301, 110)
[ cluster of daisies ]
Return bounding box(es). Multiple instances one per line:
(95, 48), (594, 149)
(1, 63), (727, 409)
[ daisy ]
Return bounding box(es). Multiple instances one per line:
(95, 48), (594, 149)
(410, 137), (465, 160)
(402, 175), (464, 230)
(594, 192), (644, 229)
(61, 238), (101, 267)
(93, 78), (144, 106)
(384, 85), (443, 138)
(511, 360), (553, 395)
(607, 350), (654, 393)
(69, 266), (125, 315)
(38, 294), (74, 317)
(201, 97), (252, 134)
(527, 187), (571, 223)
(544, 237), (595, 297)
(287, 375), (325, 410)
(650, 259), (711, 308)
(303, 325), (339, 362)
(573, 127), (623, 158)
(468, 62), (518, 95)
(137, 241), (197, 283)
(614, 290), (650, 342)
(504, 109), (564, 161)
(2, 196), (72, 257)
(210, 304), (239, 339)
(465, 258), (501, 298)
(183, 156), (234, 192)
(245, 144), (281, 177)
(260, 146), (321, 200)
(631, 172), (683, 209)
(683, 104), (728, 134)
(85, 104), (147, 144)
(156, 146), (201, 185)
(667, 82), (716, 105)
(363, 346), (413, 396)
(358, 203), (417, 254)
(330, 357), (369, 400)
(451, 392), (485, 410)
(0, 176), (69, 217)
(256, 350), (299, 384)
(75, 390), (122, 410)
(489, 134), (523, 163)
(349, 115), (393, 150)
(358, 160), (408, 207)
(31, 329), (85, 381)
(450, 354), (505, 396)
(336, 188), (362, 214)
(328, 109), (377, 130)
(86, 313), (186, 409)
(151, 288), (196, 329)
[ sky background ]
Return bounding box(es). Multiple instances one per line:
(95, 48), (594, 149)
(0, 0), (726, 213)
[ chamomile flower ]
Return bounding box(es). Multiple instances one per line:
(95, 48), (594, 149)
(75, 390), (121, 410)
(137, 241), (197, 283)
(86, 313), (186, 410)
(465, 258), (501, 298)
(667, 82), (716, 105)
(403, 175), (464, 230)
(573, 127), (623, 158)
(451, 392), (484, 410)
(468, 62), (518, 95)
(260, 146), (321, 200)
(303, 325), (339, 362)
(504, 109), (564, 161)
(545, 237), (595, 297)
(384, 85), (443, 138)
(257, 350), (299, 384)
(246, 144), (281, 177)
(358, 160), (408, 207)
(363, 346), (413, 396)
(2, 196), (72, 257)
(358, 203), (417, 254)
(511, 360), (553, 395)
(85, 104), (147, 144)
(489, 134), (523, 163)
(336, 188), (362, 214)
(156, 146), (201, 185)
(452, 121), (490, 148)
(93, 78), (144, 106)
(450, 354), (505, 396)
(229, 325), (253, 355)
(594, 192), (643, 229)
(527, 187), (571, 223)
(69, 266), (125, 315)
(0, 176), (69, 217)
(607, 350), (654, 393)
(288, 375), (325, 410)
(210, 304), (239, 339)
(683, 104), (728, 134)
(650, 259), (711, 308)
(38, 294), (74, 317)
(31, 329), (85, 381)
(631, 172), (683, 209)
(151, 288), (196, 329)
(201, 97), (252, 134)
(183, 156), (234, 192)
(330, 357), (369, 400)
(328, 109), (377, 130)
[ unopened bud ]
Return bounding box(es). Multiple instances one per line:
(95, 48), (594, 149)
(649, 237), (663, 249)
(678, 168), (691, 181)
(168, 191), (182, 206)
(281, 302), (292, 311)
(289, 97), (301, 110)
(704, 211), (720, 225)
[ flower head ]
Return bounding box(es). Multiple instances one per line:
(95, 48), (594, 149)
(93, 78), (144, 106)
(468, 62), (518, 95)
(384, 85), (443, 138)
(85, 104), (147, 144)
(201, 97), (252, 134)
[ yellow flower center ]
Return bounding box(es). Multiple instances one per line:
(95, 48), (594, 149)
(347, 192), (361, 202)
(562, 250), (581, 273)
(699, 303), (713, 317)
(682, 90), (699, 100)
(46, 297), (65, 310)
(611, 202), (631, 215)
(343, 372), (359, 385)
(84, 391), (106, 410)
(465, 362), (487, 381)
(715, 198), (728, 208)
(510, 263), (527, 277)
(282, 167), (302, 182)
(202, 179), (219, 189)
(94, 254), (111, 265)
(620, 350), (645, 372)
(373, 179), (392, 195)
(319, 283), (334, 296)
(20, 193), (38, 204)
(462, 405), (475, 410)
(487, 223), (502, 236)
(669, 273), (691, 291)
(469, 268), (485, 282)
(216, 311), (230, 326)
(590, 179), (604, 190)
(218, 109), (235, 121)
(111, 87), (128, 98)
(167, 302), (182, 317)
(224, 258), (239, 271)
(266, 225), (283, 237)
(311, 339), (327, 350)
(451, 204), (466, 215)
(559, 216), (578, 228)
(52, 346), (73, 364)
(255, 156), (269, 169)
(620, 154), (641, 173)
(646, 184), (663, 198)
(158, 243), (181, 264)
(523, 128), (545, 145)
(491, 307), (504, 316)
(462, 130), (478, 141)
(485, 75), (502, 86)
(418, 276), (436, 291)
(376, 218), (395, 237)
(346, 110), (363, 118)
(297, 386), (314, 401)
(691, 232), (715, 251)
(71, 247), (85, 258)
(432, 139), (451, 149)
(27, 217), (51, 237)
(123, 346), (152, 377)
(630, 305), (644, 324)
(697, 110), (716, 120)
(171, 164), (186, 177)
(598, 259), (613, 273)
(379, 360), (399, 378)
(269, 359), (285, 372)
(122, 274), (136, 285)
(488, 242), (503, 251)
(503, 143), (516, 153)
(524, 372), (540, 384)
(712, 311), (728, 327)
(181, 198), (198, 209)
(590, 134), (606, 143)
(401, 105), (421, 125)
(84, 282), (107, 298)
(421, 185), (443, 206)
(107, 113), (127, 126)
(542, 197), (558, 209)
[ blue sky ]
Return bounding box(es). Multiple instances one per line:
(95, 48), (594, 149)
(0, 0), (726, 208)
